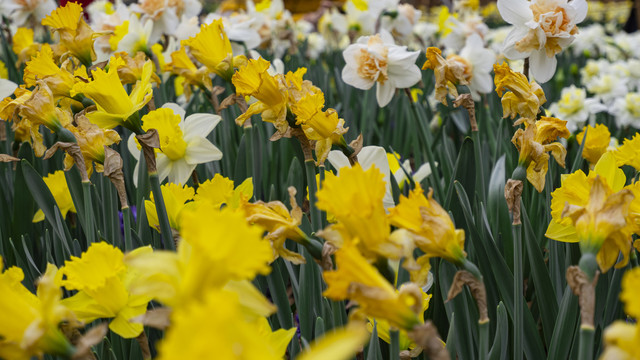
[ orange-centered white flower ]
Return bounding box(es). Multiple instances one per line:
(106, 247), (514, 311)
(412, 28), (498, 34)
(498, 0), (587, 83)
(342, 30), (421, 107)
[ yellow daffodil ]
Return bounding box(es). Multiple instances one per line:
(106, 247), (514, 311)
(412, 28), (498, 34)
(22, 44), (78, 99)
(323, 244), (423, 331)
(232, 57), (288, 132)
(145, 183), (194, 232)
(126, 206), (273, 308)
(193, 174), (253, 209)
(388, 185), (466, 285)
(241, 188), (308, 264)
(41, 2), (98, 66)
(64, 115), (121, 176)
(422, 47), (469, 105)
(613, 133), (640, 171)
(112, 52), (161, 85)
(128, 104), (223, 185)
(546, 153), (636, 273)
(291, 91), (348, 145)
(12, 27), (39, 65)
(71, 56), (153, 130)
(0, 262), (75, 360)
(511, 116), (570, 192)
(494, 62), (546, 121)
(183, 19), (245, 81)
(157, 289), (295, 360)
(297, 323), (370, 360)
(600, 268), (640, 360)
(0, 87), (43, 154)
(59, 242), (152, 338)
(18, 81), (73, 134)
(169, 47), (212, 101)
(316, 163), (402, 260)
(33, 170), (77, 223)
(577, 124), (611, 166)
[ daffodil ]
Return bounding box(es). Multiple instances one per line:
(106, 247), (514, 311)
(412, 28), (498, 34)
(128, 104), (223, 185)
(183, 19), (245, 81)
(323, 244), (423, 331)
(41, 2), (98, 65)
(232, 57), (288, 132)
(169, 47), (212, 101)
(0, 262), (75, 360)
(576, 124), (610, 166)
(316, 163), (402, 260)
(0, 63), (17, 100)
(497, 0), (588, 82)
(11, 27), (39, 65)
(546, 153), (637, 273)
(548, 85), (607, 132)
(422, 47), (469, 105)
(59, 242), (152, 338)
(386, 152), (433, 191)
(193, 174), (253, 209)
(32, 170), (77, 223)
(126, 206), (273, 308)
(22, 44), (78, 99)
(131, 0), (202, 41)
(18, 81), (73, 134)
(613, 134), (640, 171)
(157, 289), (295, 360)
(291, 91), (348, 144)
(71, 56), (153, 130)
(111, 51), (162, 85)
(145, 183), (194, 233)
(1, 0), (56, 28)
(388, 185), (466, 286)
(241, 188), (308, 264)
(109, 14), (155, 56)
(494, 62), (546, 120)
(342, 30), (421, 107)
(611, 92), (640, 129)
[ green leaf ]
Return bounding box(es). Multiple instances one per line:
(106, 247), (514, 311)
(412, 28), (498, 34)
(366, 321), (383, 360)
(488, 302), (508, 360)
(439, 260), (476, 360)
(548, 286), (579, 360)
(20, 160), (72, 241)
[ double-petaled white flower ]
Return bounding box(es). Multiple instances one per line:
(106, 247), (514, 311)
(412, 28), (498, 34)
(498, 0), (588, 83)
(341, 30), (421, 107)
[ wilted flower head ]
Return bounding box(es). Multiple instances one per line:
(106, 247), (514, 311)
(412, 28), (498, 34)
(494, 62), (546, 121)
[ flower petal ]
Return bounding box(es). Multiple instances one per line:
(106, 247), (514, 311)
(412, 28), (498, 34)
(185, 137), (223, 164)
(376, 82), (396, 107)
(497, 0), (532, 25)
(162, 102), (186, 120)
(342, 65), (375, 90)
(167, 159), (195, 186)
(529, 49), (557, 83)
(183, 113), (222, 139)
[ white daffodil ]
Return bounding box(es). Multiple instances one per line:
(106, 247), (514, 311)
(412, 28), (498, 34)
(497, 0), (588, 83)
(586, 73), (628, 106)
(448, 33), (496, 100)
(328, 146), (395, 209)
(128, 103), (222, 186)
(131, 0), (201, 40)
(548, 85), (607, 132)
(0, 0), (55, 28)
(380, 4), (421, 44)
(441, 13), (489, 53)
(0, 79), (18, 101)
(386, 152), (434, 191)
(611, 93), (640, 129)
(110, 14), (156, 56)
(341, 30), (421, 107)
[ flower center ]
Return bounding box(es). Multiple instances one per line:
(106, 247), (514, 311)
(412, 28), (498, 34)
(356, 35), (389, 84)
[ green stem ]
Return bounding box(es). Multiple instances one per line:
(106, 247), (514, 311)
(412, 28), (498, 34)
(513, 223), (523, 360)
(123, 206), (133, 251)
(478, 320), (489, 360)
(578, 325), (594, 360)
(304, 159), (321, 232)
(244, 125), (258, 200)
(149, 171), (175, 250)
(390, 329), (400, 360)
(318, 165), (326, 227)
(471, 131), (486, 205)
(81, 181), (95, 245)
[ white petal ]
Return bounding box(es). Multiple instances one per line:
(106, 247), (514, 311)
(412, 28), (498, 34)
(571, 0), (589, 23)
(156, 155), (172, 183)
(162, 102), (186, 120)
(497, 0), (533, 25)
(502, 27), (531, 59)
(184, 137), (223, 164)
(342, 65), (375, 90)
(183, 113), (221, 139)
(470, 72), (494, 94)
(379, 29), (396, 45)
(387, 63), (421, 88)
(327, 150), (350, 170)
(127, 134), (141, 160)
(529, 49), (557, 83)
(132, 162), (140, 188)
(0, 79), (17, 100)
(376, 82), (396, 107)
(412, 163), (433, 183)
(167, 160), (195, 186)
(387, 46), (419, 64)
